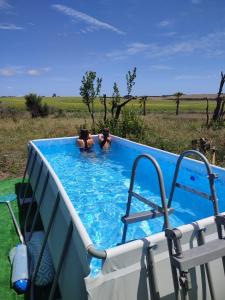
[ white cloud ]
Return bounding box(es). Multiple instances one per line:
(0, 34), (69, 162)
(27, 67), (51, 76)
(0, 23), (23, 30)
(106, 30), (225, 60)
(0, 0), (11, 9)
(27, 69), (41, 76)
(127, 42), (149, 55)
(0, 66), (51, 77)
(175, 74), (214, 80)
(52, 4), (125, 35)
(161, 31), (177, 37)
(0, 68), (16, 76)
(157, 20), (173, 28)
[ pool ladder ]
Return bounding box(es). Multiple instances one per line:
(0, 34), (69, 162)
(122, 150), (225, 300)
(165, 150), (225, 300)
(121, 153), (173, 244)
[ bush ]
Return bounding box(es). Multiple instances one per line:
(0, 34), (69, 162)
(25, 93), (49, 118)
(97, 108), (145, 141)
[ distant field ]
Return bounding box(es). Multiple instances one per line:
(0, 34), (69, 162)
(0, 96), (217, 113)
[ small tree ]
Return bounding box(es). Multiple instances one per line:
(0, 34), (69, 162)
(111, 82), (121, 118)
(80, 71), (102, 131)
(174, 92), (183, 115)
(25, 93), (49, 118)
(212, 72), (225, 122)
(114, 67), (137, 121)
(100, 94), (107, 123)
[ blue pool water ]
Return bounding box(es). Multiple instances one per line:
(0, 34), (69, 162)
(34, 137), (225, 275)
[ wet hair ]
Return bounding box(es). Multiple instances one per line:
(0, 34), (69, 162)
(102, 128), (109, 138)
(79, 128), (89, 140)
(100, 128), (110, 149)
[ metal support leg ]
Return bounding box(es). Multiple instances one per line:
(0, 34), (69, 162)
(166, 229), (184, 300)
(19, 146), (33, 200)
(48, 221), (73, 300)
(167, 238), (181, 300)
(179, 271), (191, 300)
(30, 193), (60, 300)
(23, 161), (43, 236)
(21, 151), (37, 206)
(215, 215), (225, 275)
(197, 229), (216, 300)
(27, 171), (49, 242)
(146, 244), (160, 300)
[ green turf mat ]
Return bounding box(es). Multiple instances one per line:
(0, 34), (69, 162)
(0, 178), (24, 299)
(0, 178), (22, 196)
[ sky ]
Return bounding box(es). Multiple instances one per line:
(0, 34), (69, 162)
(0, 0), (225, 96)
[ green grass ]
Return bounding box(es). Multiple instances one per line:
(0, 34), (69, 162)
(0, 96), (217, 113)
(0, 178), (24, 300)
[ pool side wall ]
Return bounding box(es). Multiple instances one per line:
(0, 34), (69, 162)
(28, 136), (225, 300)
(29, 141), (93, 299)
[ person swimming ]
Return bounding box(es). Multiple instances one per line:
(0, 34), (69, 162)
(98, 128), (111, 150)
(76, 129), (94, 152)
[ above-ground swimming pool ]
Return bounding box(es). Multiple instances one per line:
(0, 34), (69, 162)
(27, 135), (225, 300)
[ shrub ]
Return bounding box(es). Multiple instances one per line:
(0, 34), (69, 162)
(25, 93), (49, 118)
(97, 108), (145, 141)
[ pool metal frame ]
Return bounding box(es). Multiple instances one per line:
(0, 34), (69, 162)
(20, 136), (225, 300)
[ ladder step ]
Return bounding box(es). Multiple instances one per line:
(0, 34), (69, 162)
(122, 208), (174, 224)
(130, 191), (164, 212)
(172, 239), (225, 271)
(175, 182), (212, 200)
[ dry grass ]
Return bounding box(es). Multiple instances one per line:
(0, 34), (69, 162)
(0, 114), (92, 179)
(1, 112), (224, 180)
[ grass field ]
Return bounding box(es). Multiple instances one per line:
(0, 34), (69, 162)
(0, 95), (224, 180)
(0, 96), (217, 113)
(1, 111), (224, 180)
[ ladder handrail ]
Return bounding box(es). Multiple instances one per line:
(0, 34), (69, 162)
(167, 150), (219, 216)
(122, 154), (170, 244)
(129, 154), (169, 227)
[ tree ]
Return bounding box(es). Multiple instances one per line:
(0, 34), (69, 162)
(114, 67), (137, 121)
(205, 97), (209, 127)
(174, 92), (183, 115)
(139, 96), (148, 116)
(25, 93), (49, 118)
(100, 94), (107, 123)
(52, 93), (57, 97)
(111, 82), (121, 118)
(80, 71), (102, 131)
(212, 72), (225, 122)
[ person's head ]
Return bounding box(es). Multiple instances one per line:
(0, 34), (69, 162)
(79, 128), (89, 140)
(102, 128), (109, 138)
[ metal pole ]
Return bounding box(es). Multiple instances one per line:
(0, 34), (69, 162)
(146, 245), (160, 300)
(6, 201), (25, 244)
(23, 161), (43, 236)
(30, 193), (60, 300)
(48, 221), (73, 300)
(21, 151), (37, 206)
(197, 229), (216, 300)
(27, 171), (49, 242)
(19, 146), (33, 200)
